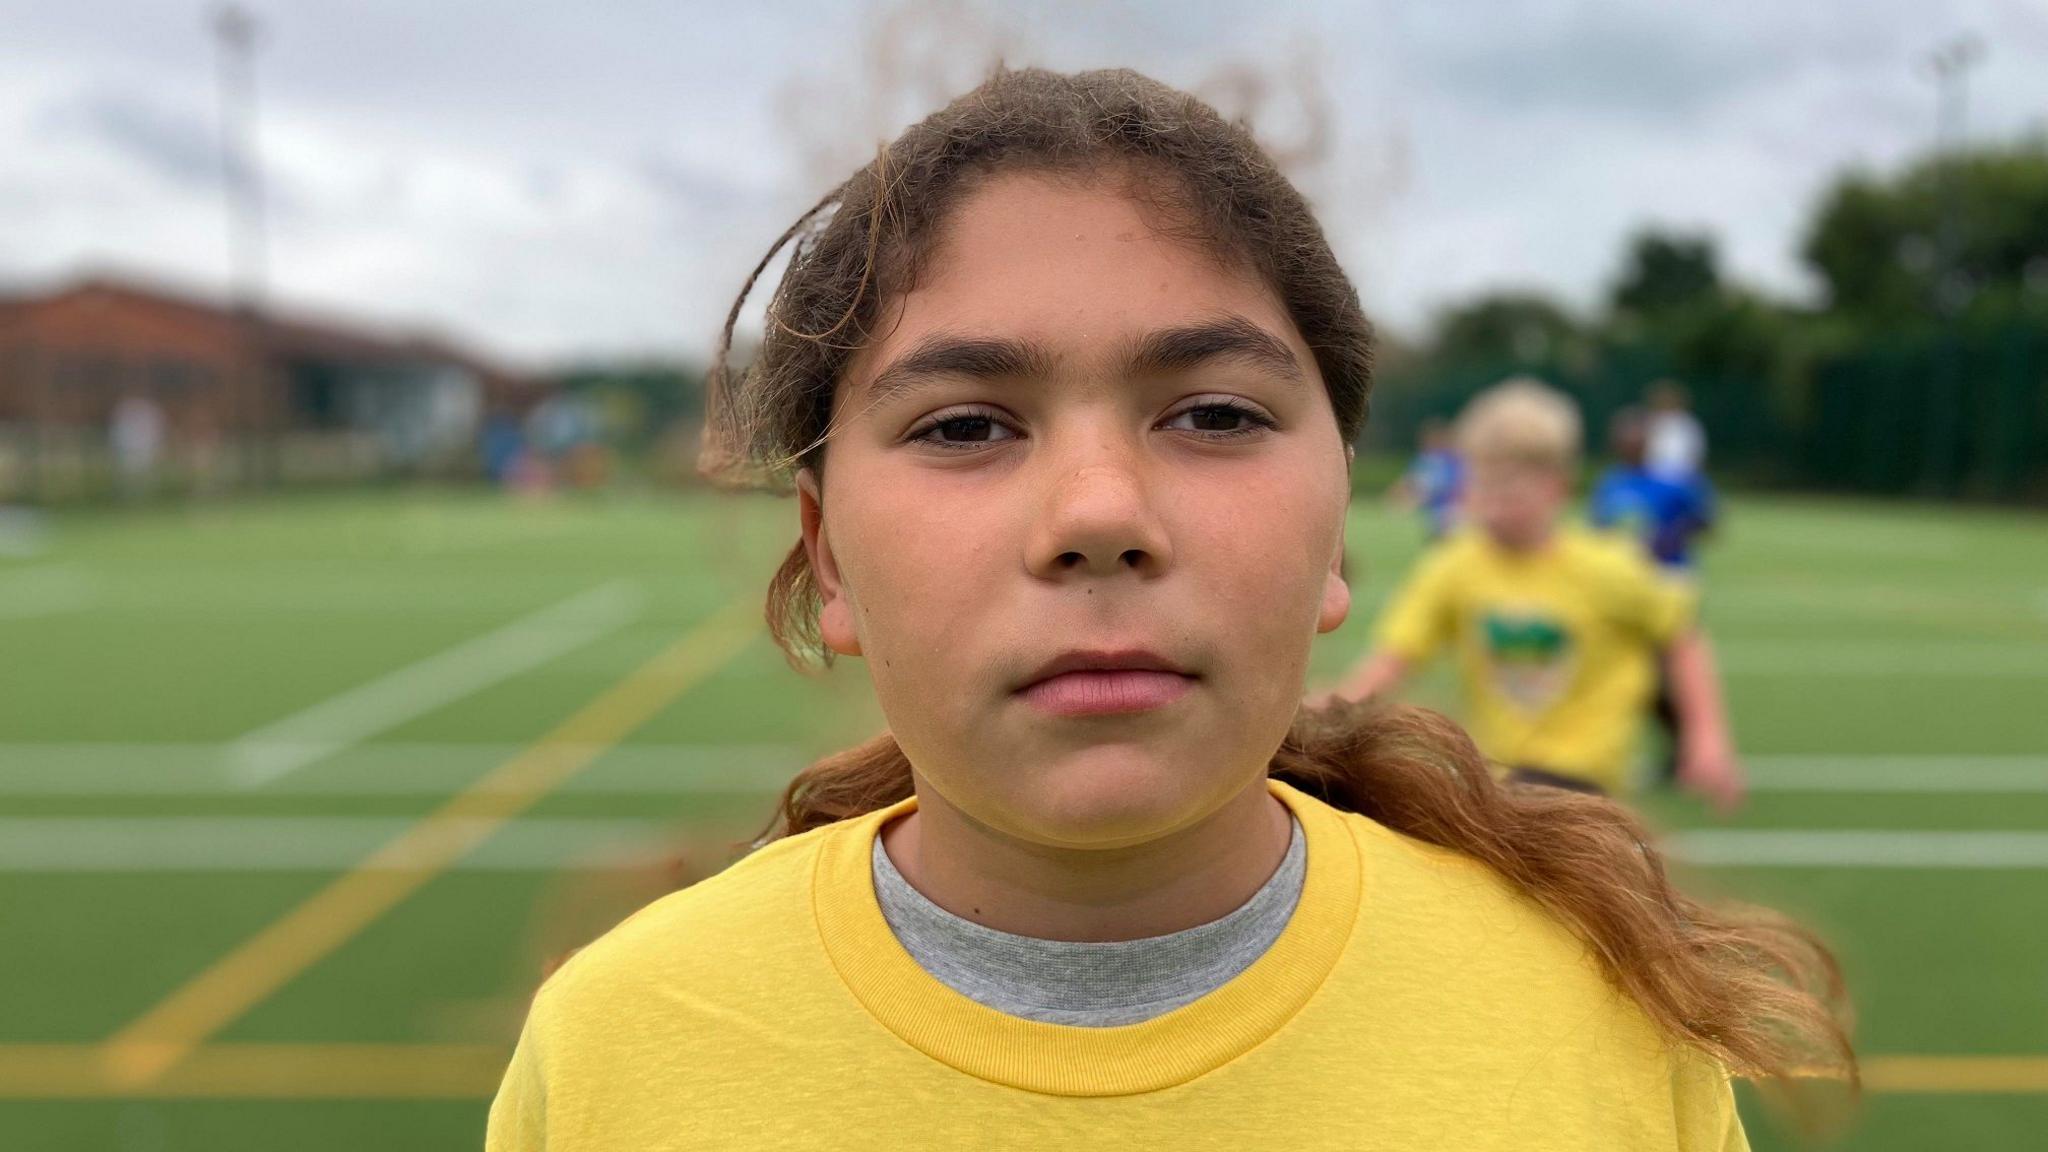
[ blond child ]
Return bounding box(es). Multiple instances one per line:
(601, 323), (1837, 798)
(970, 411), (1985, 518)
(1332, 379), (1743, 807)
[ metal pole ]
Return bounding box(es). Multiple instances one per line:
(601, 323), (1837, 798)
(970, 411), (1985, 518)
(214, 5), (269, 304)
(212, 4), (271, 488)
(1921, 35), (1983, 495)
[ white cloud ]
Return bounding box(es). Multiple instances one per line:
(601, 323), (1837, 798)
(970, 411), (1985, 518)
(1, 0), (2044, 360)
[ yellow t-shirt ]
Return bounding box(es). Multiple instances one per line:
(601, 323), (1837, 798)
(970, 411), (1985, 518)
(488, 780), (1745, 1151)
(1373, 526), (1696, 792)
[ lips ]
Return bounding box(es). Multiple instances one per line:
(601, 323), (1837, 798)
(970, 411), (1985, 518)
(1015, 650), (1196, 717)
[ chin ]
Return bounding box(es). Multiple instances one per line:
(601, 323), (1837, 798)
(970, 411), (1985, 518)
(1004, 745), (1245, 850)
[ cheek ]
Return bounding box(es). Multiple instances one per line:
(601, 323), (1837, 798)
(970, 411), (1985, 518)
(828, 463), (1014, 663)
(1180, 457), (1346, 638)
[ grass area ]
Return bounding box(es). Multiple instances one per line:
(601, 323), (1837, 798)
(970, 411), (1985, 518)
(2, 488), (2044, 1149)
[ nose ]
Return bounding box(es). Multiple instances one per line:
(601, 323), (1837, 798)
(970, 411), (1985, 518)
(1024, 427), (1172, 581)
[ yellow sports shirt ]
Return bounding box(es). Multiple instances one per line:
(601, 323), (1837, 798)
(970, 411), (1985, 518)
(488, 780), (1745, 1150)
(1373, 526), (1696, 792)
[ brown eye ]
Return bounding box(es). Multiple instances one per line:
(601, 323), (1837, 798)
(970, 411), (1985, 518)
(909, 409), (1019, 449)
(1163, 401), (1274, 437)
(938, 416), (997, 441)
(1187, 407), (1246, 431)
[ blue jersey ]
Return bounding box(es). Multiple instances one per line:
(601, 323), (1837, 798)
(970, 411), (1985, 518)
(1408, 449), (1465, 539)
(1589, 466), (1715, 570)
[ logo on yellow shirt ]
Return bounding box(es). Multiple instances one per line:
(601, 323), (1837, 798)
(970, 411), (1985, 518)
(1481, 609), (1574, 711)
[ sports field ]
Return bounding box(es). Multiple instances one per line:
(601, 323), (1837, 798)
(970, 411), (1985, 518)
(1, 489), (2043, 1150)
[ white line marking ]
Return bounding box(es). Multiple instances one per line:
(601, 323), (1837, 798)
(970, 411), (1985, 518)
(1707, 585), (1991, 621)
(1667, 830), (2048, 870)
(0, 816), (686, 872)
(1748, 756), (2048, 793)
(1721, 642), (2048, 677)
(5, 748), (2045, 796)
(228, 581), (644, 787)
(8, 819), (2046, 873)
(0, 742), (801, 795)
(0, 563), (95, 619)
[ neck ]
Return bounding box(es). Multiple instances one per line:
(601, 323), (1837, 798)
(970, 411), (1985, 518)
(880, 776), (1293, 942)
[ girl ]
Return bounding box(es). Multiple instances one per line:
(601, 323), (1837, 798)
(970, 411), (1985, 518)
(488, 67), (1850, 1150)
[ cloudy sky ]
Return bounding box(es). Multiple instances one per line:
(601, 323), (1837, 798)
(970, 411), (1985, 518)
(3, 0), (2045, 366)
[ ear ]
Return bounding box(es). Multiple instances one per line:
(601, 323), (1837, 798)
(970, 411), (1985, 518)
(797, 468), (862, 657)
(1316, 517), (1351, 635)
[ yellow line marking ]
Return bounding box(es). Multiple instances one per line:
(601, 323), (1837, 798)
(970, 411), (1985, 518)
(97, 597), (761, 1089)
(1, 1044), (507, 1099)
(2, 1046), (2046, 1099)
(1863, 1055), (2048, 1094)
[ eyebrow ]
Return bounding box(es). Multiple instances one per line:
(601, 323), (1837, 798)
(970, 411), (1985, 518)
(1123, 315), (1305, 385)
(859, 314), (1304, 407)
(863, 335), (1057, 409)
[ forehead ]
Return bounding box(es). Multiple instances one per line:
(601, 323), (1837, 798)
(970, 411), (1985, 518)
(1468, 455), (1566, 484)
(844, 172), (1306, 388)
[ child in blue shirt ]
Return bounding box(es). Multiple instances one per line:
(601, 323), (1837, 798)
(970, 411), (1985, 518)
(1591, 408), (1716, 573)
(1591, 406), (1719, 787)
(1392, 419), (1465, 542)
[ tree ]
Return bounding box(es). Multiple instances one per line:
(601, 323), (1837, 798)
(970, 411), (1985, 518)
(1430, 292), (1583, 365)
(775, 1), (1363, 192)
(1610, 229), (1721, 318)
(1660, 289), (1804, 385)
(1803, 141), (2048, 320)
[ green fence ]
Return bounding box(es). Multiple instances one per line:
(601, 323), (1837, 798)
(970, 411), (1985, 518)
(1368, 321), (2047, 503)
(1804, 324), (2047, 501)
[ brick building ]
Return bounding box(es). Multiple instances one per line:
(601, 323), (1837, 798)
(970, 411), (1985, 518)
(0, 274), (546, 497)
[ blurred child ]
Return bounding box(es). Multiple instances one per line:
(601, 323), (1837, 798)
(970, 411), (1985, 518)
(1388, 418), (1463, 541)
(1328, 379), (1743, 808)
(109, 390), (165, 500)
(1592, 406), (1716, 575)
(1644, 378), (1706, 480)
(1592, 406), (1719, 785)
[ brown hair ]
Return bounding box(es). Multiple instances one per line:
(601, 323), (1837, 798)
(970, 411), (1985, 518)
(704, 66), (1853, 1093)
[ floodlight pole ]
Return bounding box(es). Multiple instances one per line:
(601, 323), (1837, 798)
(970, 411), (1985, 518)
(213, 4), (268, 309)
(211, 4), (272, 485)
(1921, 35), (1982, 494)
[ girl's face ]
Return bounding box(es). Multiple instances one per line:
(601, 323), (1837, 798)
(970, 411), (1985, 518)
(799, 171), (1352, 850)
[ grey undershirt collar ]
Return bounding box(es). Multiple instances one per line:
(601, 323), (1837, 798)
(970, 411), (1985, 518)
(871, 815), (1306, 1027)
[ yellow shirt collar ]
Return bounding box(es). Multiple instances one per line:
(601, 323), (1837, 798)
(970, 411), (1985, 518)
(810, 777), (1364, 1096)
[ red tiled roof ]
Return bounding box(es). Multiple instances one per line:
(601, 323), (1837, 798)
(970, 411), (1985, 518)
(10, 271), (523, 384)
